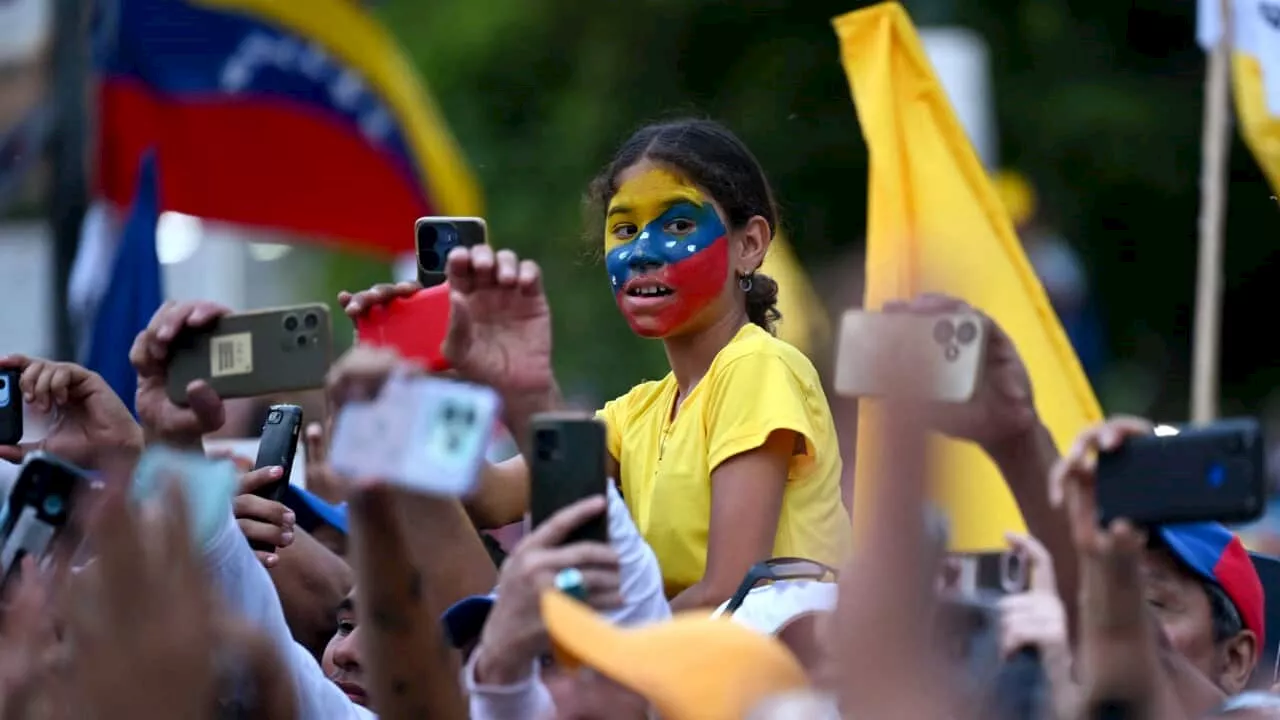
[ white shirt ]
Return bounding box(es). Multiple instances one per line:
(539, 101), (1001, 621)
(204, 511), (374, 719)
(467, 482), (669, 720)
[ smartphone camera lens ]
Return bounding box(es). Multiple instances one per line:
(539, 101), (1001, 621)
(296, 335), (308, 348)
(268, 410), (283, 425)
(932, 319), (955, 345)
(303, 312), (319, 330)
(283, 315), (299, 332)
(956, 320), (978, 345)
(42, 494), (64, 520)
(534, 428), (560, 462)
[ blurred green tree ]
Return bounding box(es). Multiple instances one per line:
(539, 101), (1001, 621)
(346, 0), (1277, 419)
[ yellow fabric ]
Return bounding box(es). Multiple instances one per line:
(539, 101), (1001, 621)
(832, 2), (1103, 550)
(598, 324), (851, 593)
(991, 170), (1037, 228)
(194, 0), (483, 217)
(542, 591), (809, 720)
(760, 232), (832, 359)
(1233, 54), (1280, 195)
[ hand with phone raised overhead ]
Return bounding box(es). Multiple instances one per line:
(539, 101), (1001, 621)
(130, 300), (232, 449)
(0, 355), (143, 468)
(882, 294), (1036, 451)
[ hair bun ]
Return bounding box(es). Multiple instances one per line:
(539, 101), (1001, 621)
(745, 272), (781, 334)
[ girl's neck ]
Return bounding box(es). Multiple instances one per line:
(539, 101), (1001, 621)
(662, 309), (750, 397)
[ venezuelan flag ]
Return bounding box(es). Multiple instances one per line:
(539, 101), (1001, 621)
(94, 0), (481, 256)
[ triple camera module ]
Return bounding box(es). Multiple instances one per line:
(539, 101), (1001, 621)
(281, 310), (322, 351)
(932, 317), (979, 362)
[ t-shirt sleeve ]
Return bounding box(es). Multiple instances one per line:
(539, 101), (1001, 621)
(704, 353), (819, 476)
(596, 398), (625, 463)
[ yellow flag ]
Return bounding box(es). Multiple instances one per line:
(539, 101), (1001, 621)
(1234, 54), (1280, 196)
(762, 233), (832, 358)
(832, 2), (1103, 550)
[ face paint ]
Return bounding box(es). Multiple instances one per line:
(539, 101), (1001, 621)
(604, 168), (730, 337)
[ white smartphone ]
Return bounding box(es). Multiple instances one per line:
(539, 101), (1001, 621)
(328, 374), (500, 497)
(833, 310), (986, 403)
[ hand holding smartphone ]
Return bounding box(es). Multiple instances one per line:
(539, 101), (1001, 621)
(833, 309), (987, 403)
(355, 217), (488, 370)
(165, 304), (332, 405)
(1095, 418), (1266, 526)
(0, 369), (20, 446)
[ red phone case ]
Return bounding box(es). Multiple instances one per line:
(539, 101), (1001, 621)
(355, 285), (452, 371)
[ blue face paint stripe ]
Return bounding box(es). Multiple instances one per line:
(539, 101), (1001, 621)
(606, 200), (727, 292)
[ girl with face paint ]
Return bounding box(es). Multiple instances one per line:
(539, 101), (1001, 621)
(341, 119), (851, 611)
(582, 120), (850, 609)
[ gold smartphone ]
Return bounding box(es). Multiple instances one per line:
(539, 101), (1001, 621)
(832, 310), (986, 403)
(165, 304), (333, 406)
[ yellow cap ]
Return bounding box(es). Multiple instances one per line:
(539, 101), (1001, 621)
(991, 170), (1036, 227)
(541, 591), (809, 720)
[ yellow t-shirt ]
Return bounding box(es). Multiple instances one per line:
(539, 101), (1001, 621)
(598, 323), (852, 595)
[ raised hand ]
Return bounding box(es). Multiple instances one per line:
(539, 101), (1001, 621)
(233, 465), (296, 568)
(882, 294), (1037, 451)
(129, 300), (232, 449)
(302, 420), (348, 504)
(441, 245), (553, 396)
(0, 356), (143, 469)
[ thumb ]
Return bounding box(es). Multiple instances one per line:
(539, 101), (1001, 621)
(304, 422), (326, 464)
(184, 380), (226, 434)
(441, 292), (472, 366)
(0, 442), (39, 464)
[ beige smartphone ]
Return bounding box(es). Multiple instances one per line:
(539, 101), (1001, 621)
(832, 310), (986, 403)
(165, 304), (333, 406)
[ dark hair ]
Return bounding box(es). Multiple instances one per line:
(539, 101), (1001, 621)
(588, 118), (782, 333)
(1205, 581), (1245, 644)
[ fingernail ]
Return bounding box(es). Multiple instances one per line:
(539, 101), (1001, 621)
(279, 531), (294, 546)
(283, 511), (296, 527)
(265, 554), (278, 568)
(270, 466), (284, 478)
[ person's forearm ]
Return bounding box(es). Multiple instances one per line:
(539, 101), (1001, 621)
(987, 423), (1077, 627)
(350, 488), (467, 720)
(272, 528), (353, 658)
(501, 384), (561, 460)
(669, 579), (734, 612)
(465, 459), (530, 530)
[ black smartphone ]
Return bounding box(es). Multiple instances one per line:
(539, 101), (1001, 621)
(248, 404), (302, 553)
(1096, 418), (1266, 527)
(0, 453), (83, 586)
(528, 413), (609, 545)
(0, 369), (20, 446)
(415, 217), (488, 288)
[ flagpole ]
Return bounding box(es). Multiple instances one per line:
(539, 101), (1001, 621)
(1191, 0), (1234, 423)
(46, 0), (90, 362)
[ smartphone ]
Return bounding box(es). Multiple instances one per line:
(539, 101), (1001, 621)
(528, 413), (609, 545)
(252, 405), (303, 504)
(833, 310), (986, 403)
(0, 453), (83, 586)
(0, 369), (20, 446)
(328, 375), (500, 497)
(416, 217), (488, 287)
(942, 551), (1028, 596)
(1096, 418), (1266, 526)
(355, 285), (452, 371)
(165, 304), (333, 405)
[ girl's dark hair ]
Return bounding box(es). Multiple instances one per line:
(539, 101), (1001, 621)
(588, 118), (782, 333)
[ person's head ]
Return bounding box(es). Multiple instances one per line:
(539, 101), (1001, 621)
(1144, 525), (1265, 695)
(589, 118), (781, 340)
(321, 590), (369, 708)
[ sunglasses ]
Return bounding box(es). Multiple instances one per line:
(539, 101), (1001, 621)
(719, 557), (839, 616)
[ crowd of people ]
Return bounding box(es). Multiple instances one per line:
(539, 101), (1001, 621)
(0, 118), (1272, 719)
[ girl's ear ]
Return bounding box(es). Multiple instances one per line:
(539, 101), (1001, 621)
(737, 215), (771, 274)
